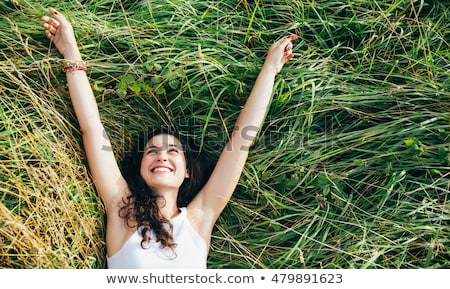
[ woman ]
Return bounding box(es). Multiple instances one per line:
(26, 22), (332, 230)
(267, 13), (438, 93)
(41, 7), (297, 268)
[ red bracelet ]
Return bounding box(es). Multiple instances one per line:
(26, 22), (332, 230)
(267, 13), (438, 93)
(63, 60), (87, 73)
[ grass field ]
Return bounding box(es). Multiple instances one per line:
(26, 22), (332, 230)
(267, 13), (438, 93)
(1, 0), (449, 268)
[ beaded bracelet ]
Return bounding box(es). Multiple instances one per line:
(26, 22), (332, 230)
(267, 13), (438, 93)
(63, 60), (87, 73)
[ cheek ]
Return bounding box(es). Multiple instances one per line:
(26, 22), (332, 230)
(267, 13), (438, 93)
(139, 161), (146, 177)
(139, 155), (152, 175)
(176, 158), (188, 176)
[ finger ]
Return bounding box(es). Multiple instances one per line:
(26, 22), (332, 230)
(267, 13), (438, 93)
(284, 42), (294, 60)
(276, 34), (297, 52)
(41, 17), (61, 30)
(284, 50), (293, 59)
(48, 7), (69, 26)
(284, 42), (293, 52)
(276, 35), (292, 47)
(48, 7), (59, 17)
(48, 18), (61, 29)
(43, 23), (58, 35)
(45, 30), (54, 40)
(283, 34), (298, 43)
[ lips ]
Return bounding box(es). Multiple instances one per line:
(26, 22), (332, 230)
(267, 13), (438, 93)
(151, 166), (174, 174)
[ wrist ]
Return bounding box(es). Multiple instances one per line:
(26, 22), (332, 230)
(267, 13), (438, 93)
(261, 62), (279, 76)
(63, 60), (87, 73)
(63, 49), (82, 61)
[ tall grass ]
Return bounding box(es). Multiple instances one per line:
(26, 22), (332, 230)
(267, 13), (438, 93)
(1, 0), (449, 268)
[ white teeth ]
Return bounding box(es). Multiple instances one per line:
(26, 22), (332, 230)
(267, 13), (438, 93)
(152, 167), (172, 173)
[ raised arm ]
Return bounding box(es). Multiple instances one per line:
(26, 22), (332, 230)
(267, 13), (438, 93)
(41, 8), (127, 209)
(189, 35), (297, 233)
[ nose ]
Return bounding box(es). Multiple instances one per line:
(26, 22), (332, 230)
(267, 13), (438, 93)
(156, 150), (168, 162)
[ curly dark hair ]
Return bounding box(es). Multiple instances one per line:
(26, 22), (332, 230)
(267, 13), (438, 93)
(119, 127), (212, 251)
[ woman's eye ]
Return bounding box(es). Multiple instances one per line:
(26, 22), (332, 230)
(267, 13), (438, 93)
(146, 149), (157, 155)
(168, 148), (179, 154)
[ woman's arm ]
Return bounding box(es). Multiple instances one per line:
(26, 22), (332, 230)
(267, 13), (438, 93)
(42, 8), (127, 210)
(189, 35), (297, 234)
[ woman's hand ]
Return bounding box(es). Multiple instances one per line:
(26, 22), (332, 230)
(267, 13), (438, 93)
(264, 34), (298, 74)
(41, 8), (81, 60)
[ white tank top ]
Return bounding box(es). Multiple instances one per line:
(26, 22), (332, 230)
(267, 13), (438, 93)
(106, 207), (207, 269)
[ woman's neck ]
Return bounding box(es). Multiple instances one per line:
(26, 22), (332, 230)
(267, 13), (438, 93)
(155, 189), (180, 219)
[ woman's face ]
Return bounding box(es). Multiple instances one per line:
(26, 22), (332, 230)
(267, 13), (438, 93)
(140, 134), (189, 194)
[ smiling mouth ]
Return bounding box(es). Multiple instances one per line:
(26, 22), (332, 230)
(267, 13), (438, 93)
(151, 167), (174, 174)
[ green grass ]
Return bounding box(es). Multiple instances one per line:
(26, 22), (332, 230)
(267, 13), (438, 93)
(1, 0), (449, 268)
